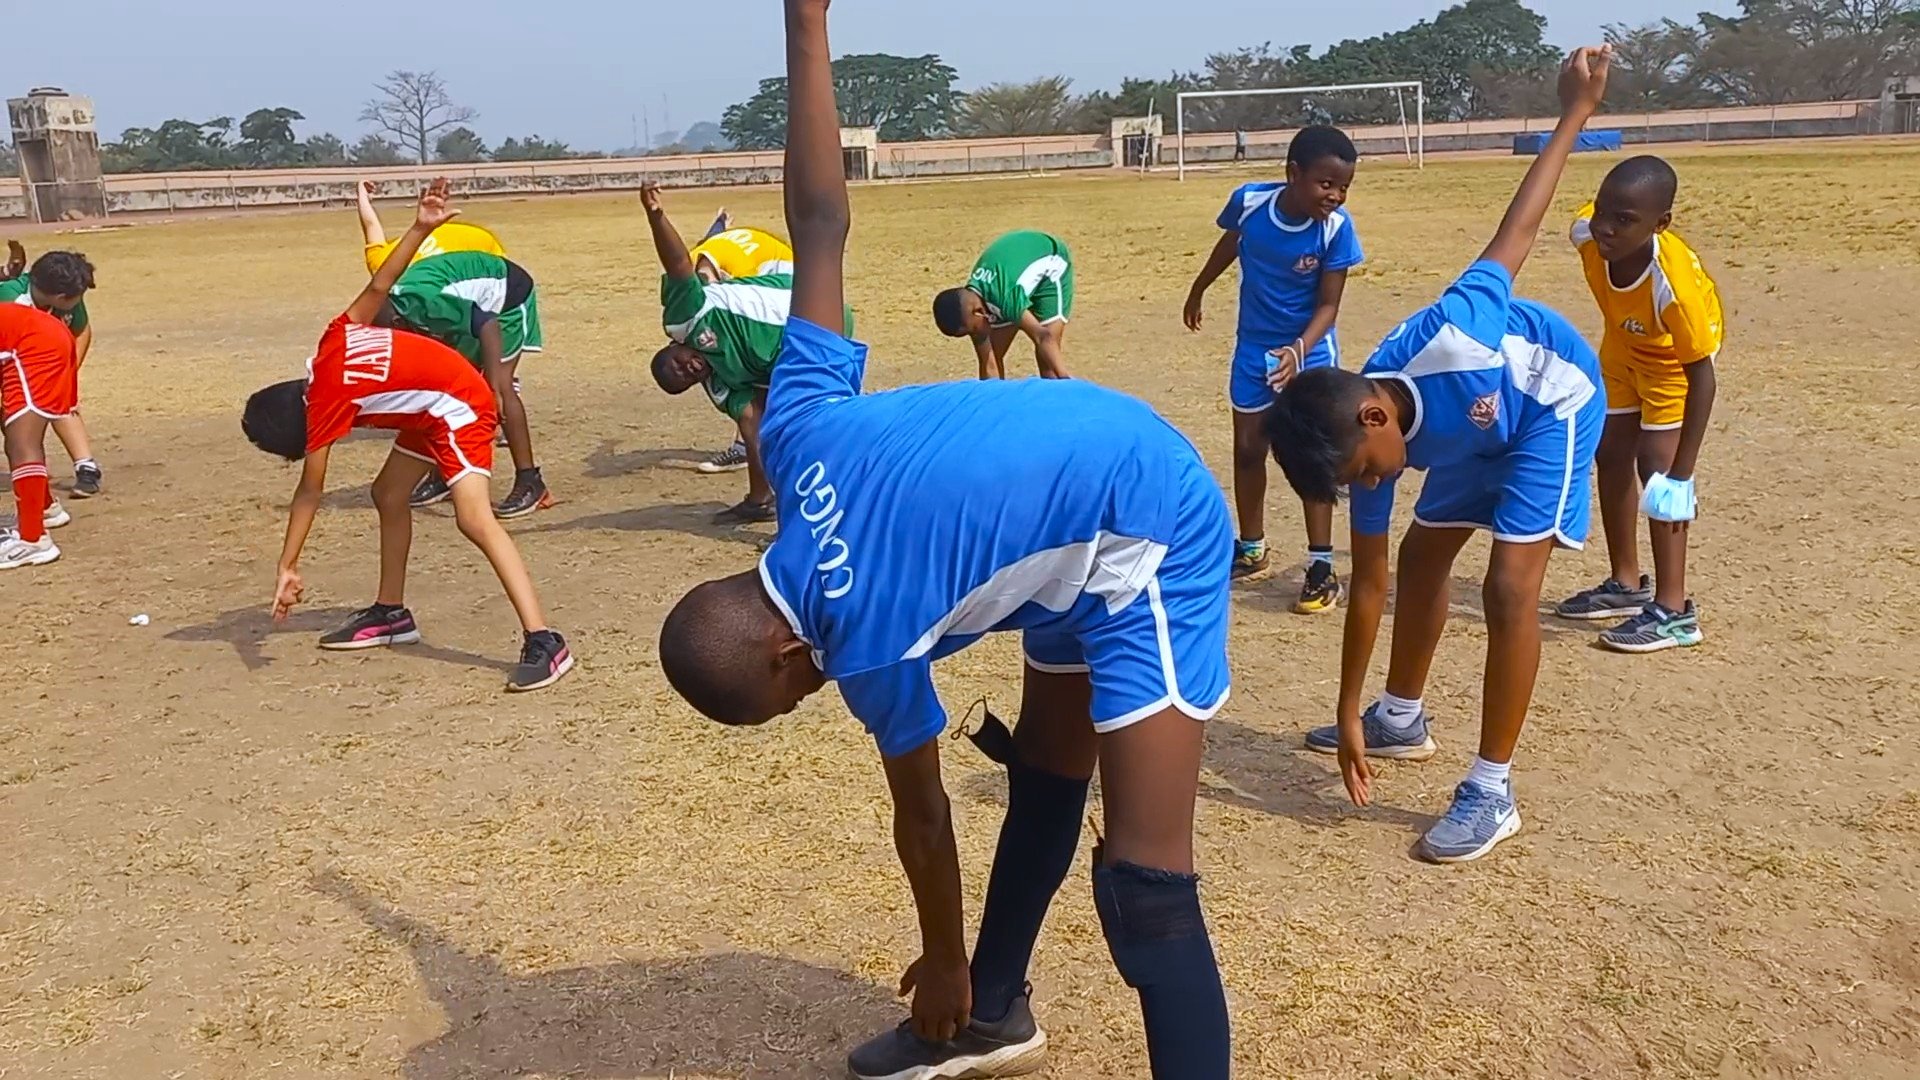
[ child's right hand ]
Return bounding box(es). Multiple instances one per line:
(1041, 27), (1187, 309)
(3, 239), (24, 279)
(640, 183), (663, 214)
(414, 177), (460, 231)
(1336, 709), (1373, 806)
(1557, 45), (1612, 119)
(272, 567), (305, 622)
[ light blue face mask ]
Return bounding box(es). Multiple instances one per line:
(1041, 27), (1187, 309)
(1641, 472), (1696, 523)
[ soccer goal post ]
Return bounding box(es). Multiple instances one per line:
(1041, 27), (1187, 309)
(1175, 81), (1425, 180)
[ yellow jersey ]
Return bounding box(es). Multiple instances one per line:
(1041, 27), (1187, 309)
(691, 227), (795, 281)
(364, 222), (507, 274)
(1571, 202), (1723, 370)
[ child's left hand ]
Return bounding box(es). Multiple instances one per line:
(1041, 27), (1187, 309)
(414, 177), (461, 231)
(1641, 472), (1696, 522)
(3, 239), (24, 279)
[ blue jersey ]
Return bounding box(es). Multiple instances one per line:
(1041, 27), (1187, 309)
(1351, 261), (1602, 536)
(1218, 183), (1364, 345)
(759, 318), (1214, 757)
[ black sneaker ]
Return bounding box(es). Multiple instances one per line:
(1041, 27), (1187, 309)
(508, 629), (574, 692)
(409, 476), (452, 508)
(71, 463), (103, 499)
(1294, 560), (1342, 614)
(712, 498), (776, 525)
(319, 605), (422, 651)
(696, 441), (749, 474)
(493, 469), (552, 520)
(846, 987), (1048, 1080)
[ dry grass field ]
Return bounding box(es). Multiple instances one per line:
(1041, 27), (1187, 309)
(4, 139), (1919, 1079)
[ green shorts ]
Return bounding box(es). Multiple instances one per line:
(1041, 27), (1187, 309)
(1029, 260), (1074, 325)
(497, 289), (543, 363)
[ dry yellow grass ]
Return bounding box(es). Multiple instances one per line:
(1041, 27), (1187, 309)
(3, 138), (1919, 1079)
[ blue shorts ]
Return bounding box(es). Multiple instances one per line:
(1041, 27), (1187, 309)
(1230, 333), (1340, 413)
(1021, 454), (1234, 731)
(1411, 396), (1605, 547)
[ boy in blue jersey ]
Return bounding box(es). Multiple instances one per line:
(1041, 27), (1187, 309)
(1264, 45), (1614, 864)
(1185, 126), (1362, 612)
(657, 3), (1235, 1077)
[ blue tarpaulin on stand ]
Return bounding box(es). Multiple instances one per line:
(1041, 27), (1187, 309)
(1512, 130), (1623, 155)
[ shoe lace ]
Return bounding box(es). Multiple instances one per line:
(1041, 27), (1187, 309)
(1444, 784), (1493, 827)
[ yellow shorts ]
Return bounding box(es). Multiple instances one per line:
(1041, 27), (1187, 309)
(1603, 355), (1702, 431)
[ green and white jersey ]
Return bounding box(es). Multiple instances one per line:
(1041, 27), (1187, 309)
(967, 230), (1074, 328)
(0, 274), (89, 333)
(661, 273), (856, 420)
(389, 251), (510, 359)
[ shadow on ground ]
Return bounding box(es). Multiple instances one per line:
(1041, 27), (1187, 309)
(313, 868), (895, 1080)
(166, 605), (512, 673)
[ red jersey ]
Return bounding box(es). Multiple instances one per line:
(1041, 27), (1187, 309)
(305, 314), (498, 481)
(0, 302), (78, 423)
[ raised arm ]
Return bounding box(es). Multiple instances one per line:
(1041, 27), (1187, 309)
(1476, 46), (1611, 279)
(641, 184), (696, 281)
(355, 179), (387, 247)
(783, 0), (850, 329)
(345, 178), (459, 324)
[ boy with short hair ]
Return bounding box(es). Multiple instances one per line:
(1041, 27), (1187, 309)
(3, 244), (101, 501)
(657, 2), (1234, 1075)
(1264, 45), (1613, 864)
(933, 230), (1074, 379)
(1554, 155), (1721, 653)
(1184, 125), (1364, 609)
(0, 302), (76, 570)
(243, 179), (573, 693)
(378, 248), (550, 518)
(644, 183), (850, 524)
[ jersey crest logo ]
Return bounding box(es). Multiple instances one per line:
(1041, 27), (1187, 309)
(1621, 317), (1649, 336)
(1293, 254), (1321, 274)
(1469, 391), (1500, 430)
(695, 327), (719, 351)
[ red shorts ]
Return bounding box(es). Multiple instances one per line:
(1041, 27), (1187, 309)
(1, 308), (77, 425)
(392, 412), (496, 484)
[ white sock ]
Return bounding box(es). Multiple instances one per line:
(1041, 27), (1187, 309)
(1464, 756), (1511, 795)
(74, 457), (97, 470)
(1376, 691), (1423, 732)
(1307, 545), (1333, 568)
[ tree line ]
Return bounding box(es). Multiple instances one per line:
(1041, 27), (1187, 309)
(722, 0), (1920, 145)
(3, 0), (1913, 176)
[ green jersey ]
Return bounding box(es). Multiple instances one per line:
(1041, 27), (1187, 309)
(967, 230), (1074, 327)
(661, 273), (853, 420)
(389, 251), (510, 362)
(1, 274), (89, 333)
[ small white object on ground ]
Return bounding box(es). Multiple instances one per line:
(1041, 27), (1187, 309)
(129, 614), (150, 626)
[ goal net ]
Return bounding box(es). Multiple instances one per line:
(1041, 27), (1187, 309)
(1174, 81), (1425, 179)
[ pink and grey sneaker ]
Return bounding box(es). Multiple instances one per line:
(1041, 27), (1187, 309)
(318, 604), (422, 650)
(508, 629), (574, 692)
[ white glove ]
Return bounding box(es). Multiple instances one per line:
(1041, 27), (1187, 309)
(1641, 472), (1696, 523)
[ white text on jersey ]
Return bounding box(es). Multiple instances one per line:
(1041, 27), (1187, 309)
(794, 461), (855, 600)
(341, 325), (395, 385)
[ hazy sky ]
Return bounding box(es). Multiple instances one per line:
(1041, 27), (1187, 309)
(14, 0), (1731, 150)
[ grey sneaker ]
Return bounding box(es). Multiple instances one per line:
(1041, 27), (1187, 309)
(1419, 781), (1522, 863)
(1598, 601), (1703, 654)
(71, 462), (103, 499)
(1556, 575), (1653, 621)
(696, 441), (748, 474)
(1305, 701), (1438, 761)
(847, 986), (1048, 1080)
(43, 498), (71, 529)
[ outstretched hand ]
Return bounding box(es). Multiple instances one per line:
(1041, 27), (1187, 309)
(3, 239), (25, 279)
(1557, 45), (1612, 118)
(640, 182), (664, 214)
(271, 567), (306, 622)
(413, 177), (460, 231)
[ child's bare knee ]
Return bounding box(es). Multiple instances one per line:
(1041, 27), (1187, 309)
(1482, 570), (1536, 623)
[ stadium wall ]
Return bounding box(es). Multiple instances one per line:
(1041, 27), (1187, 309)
(0, 99), (1901, 220)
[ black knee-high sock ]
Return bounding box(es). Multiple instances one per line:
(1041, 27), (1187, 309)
(1093, 856), (1231, 1079)
(967, 755), (1090, 1022)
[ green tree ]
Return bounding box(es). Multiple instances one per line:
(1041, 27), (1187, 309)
(237, 107), (306, 167)
(303, 133), (349, 166)
(1603, 0), (1920, 106)
(361, 70), (477, 165)
(493, 135), (573, 161)
(957, 76), (1078, 136)
(722, 52), (958, 148)
(1072, 75), (1198, 132)
(435, 126), (490, 163)
(350, 134), (407, 165)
